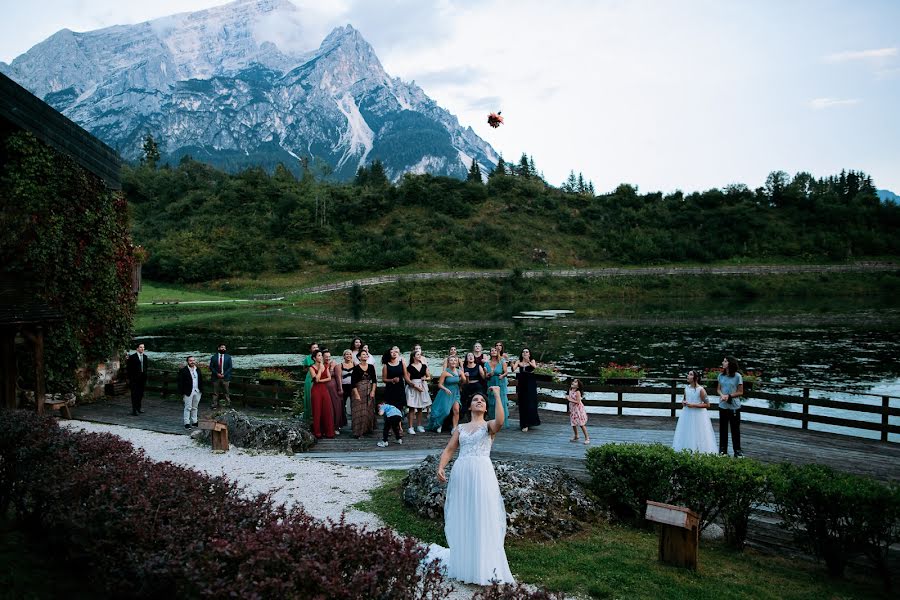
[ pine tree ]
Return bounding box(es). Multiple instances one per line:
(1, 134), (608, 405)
(489, 156), (507, 179)
(466, 160), (483, 183)
(577, 173), (586, 194)
(369, 159), (388, 186)
(563, 170), (577, 193)
(141, 134), (160, 169)
(517, 153), (531, 178)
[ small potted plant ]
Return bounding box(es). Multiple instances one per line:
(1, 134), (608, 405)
(598, 362), (646, 385)
(257, 367), (297, 389)
(533, 362), (562, 383)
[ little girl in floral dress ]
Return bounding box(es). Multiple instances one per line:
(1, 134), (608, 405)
(568, 379), (590, 444)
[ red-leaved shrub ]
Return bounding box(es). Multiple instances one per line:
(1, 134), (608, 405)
(0, 409), (451, 599)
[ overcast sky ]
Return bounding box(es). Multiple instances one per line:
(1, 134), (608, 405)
(2, 0), (898, 193)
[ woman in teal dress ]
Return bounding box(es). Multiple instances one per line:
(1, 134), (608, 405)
(303, 342), (318, 422)
(483, 347), (509, 428)
(428, 355), (462, 432)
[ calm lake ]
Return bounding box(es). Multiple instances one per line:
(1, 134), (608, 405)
(136, 294), (900, 441)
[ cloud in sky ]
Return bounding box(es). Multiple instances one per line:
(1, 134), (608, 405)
(825, 47), (898, 62)
(810, 98), (862, 110)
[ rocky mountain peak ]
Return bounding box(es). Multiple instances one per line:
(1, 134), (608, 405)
(3, 1), (498, 182)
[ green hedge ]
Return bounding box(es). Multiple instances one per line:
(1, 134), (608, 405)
(585, 444), (899, 587)
(770, 462), (900, 584)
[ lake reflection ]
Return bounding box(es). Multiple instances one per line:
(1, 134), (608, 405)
(136, 296), (900, 394)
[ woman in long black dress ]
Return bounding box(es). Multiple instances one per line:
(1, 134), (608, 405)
(382, 346), (407, 412)
(514, 347), (541, 432)
(461, 351), (486, 418)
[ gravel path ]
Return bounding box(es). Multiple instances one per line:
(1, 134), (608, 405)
(60, 421), (383, 529)
(59, 421), (557, 599)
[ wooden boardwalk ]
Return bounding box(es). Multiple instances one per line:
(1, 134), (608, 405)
(71, 393), (900, 481)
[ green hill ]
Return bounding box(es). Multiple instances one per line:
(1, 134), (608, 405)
(123, 158), (900, 283)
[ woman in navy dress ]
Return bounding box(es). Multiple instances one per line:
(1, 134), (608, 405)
(514, 347), (541, 431)
(382, 346), (407, 412)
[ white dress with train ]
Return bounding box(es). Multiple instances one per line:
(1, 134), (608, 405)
(439, 422), (514, 585)
(672, 385), (717, 453)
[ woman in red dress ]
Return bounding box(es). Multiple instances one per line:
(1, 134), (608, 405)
(310, 349), (335, 439)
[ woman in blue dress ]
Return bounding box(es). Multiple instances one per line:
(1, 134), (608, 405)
(483, 347), (509, 428)
(428, 355), (462, 432)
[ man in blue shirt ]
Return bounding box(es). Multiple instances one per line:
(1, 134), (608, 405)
(377, 401), (404, 447)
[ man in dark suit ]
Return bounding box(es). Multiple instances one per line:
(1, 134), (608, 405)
(178, 355), (204, 430)
(208, 343), (233, 408)
(125, 343), (148, 416)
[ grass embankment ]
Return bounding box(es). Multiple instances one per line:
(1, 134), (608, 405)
(141, 266), (900, 306)
(347, 270), (900, 307)
(356, 470), (891, 600)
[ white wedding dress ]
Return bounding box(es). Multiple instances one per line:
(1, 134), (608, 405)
(430, 422), (514, 585)
(672, 385), (717, 453)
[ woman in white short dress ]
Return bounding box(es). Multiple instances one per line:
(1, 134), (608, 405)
(672, 370), (717, 453)
(436, 387), (514, 585)
(405, 349), (432, 434)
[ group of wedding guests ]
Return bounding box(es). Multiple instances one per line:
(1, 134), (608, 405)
(300, 339), (545, 446)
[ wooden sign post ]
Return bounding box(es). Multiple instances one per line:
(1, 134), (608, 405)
(645, 500), (699, 570)
(199, 420), (229, 452)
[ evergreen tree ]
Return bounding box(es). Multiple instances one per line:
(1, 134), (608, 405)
(141, 134), (161, 169)
(489, 156), (507, 179)
(466, 160), (483, 183)
(577, 173), (586, 194)
(369, 159), (388, 187)
(563, 170), (577, 193)
(529, 156), (537, 179)
(517, 153), (531, 178)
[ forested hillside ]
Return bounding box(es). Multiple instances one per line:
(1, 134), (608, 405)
(123, 155), (900, 283)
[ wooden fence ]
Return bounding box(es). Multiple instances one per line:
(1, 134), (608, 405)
(144, 370), (900, 443)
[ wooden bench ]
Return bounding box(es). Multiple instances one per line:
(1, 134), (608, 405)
(199, 420), (229, 452)
(646, 500), (700, 570)
(44, 397), (72, 419)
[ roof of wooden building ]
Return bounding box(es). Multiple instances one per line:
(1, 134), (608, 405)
(0, 277), (63, 329)
(0, 72), (121, 190)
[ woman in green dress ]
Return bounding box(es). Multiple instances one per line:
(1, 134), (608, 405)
(303, 341), (318, 422)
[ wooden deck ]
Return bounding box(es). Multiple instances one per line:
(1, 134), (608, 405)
(71, 392), (900, 482)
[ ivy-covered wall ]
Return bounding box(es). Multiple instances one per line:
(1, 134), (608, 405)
(0, 130), (135, 393)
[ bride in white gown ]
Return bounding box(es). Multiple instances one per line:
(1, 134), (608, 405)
(672, 370), (717, 453)
(435, 386), (515, 585)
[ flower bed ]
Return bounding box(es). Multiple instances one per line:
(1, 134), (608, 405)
(598, 362), (646, 384)
(0, 409), (449, 599)
(257, 367), (298, 388)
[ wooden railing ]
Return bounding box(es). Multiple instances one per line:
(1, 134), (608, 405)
(145, 369), (300, 409)
(143, 370), (900, 442)
(513, 378), (900, 443)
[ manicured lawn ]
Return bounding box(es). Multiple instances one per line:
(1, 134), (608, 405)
(138, 280), (241, 303)
(357, 470), (892, 600)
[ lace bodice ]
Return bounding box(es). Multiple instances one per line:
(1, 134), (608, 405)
(458, 423), (493, 458)
(684, 385), (704, 406)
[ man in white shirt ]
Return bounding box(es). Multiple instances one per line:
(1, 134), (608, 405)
(177, 356), (204, 430)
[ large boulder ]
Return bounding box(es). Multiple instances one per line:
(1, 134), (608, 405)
(195, 410), (316, 454)
(402, 455), (602, 539)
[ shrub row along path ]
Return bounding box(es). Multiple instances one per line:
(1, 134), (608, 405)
(285, 261), (899, 296)
(72, 393), (899, 560)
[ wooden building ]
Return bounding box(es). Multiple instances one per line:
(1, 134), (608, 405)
(0, 72), (124, 411)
